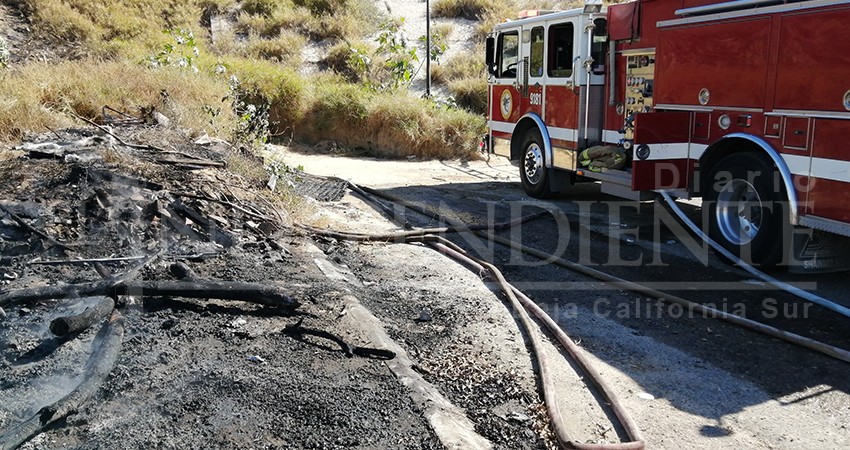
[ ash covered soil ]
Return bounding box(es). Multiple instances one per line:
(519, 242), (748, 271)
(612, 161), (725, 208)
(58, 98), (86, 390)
(0, 127), (554, 449)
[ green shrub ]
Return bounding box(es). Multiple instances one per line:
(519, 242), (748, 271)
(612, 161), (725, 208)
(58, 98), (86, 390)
(321, 41), (374, 83)
(223, 58), (307, 132)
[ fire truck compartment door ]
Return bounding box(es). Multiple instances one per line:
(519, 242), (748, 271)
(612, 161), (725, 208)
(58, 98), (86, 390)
(632, 111), (691, 191)
(633, 111), (690, 144)
(608, 1), (639, 41)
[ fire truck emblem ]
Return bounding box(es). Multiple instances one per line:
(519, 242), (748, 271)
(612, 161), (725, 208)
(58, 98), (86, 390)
(500, 89), (513, 120)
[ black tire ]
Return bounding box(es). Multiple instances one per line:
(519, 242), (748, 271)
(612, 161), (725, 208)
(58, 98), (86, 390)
(704, 152), (787, 266)
(519, 129), (553, 198)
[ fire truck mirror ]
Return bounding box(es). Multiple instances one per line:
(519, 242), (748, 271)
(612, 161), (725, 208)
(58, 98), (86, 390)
(485, 37), (496, 75)
(590, 18), (608, 75)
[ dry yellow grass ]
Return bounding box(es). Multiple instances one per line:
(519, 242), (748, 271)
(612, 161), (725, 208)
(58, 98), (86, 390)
(244, 31), (306, 64)
(0, 60), (231, 141)
(4, 0), (486, 162)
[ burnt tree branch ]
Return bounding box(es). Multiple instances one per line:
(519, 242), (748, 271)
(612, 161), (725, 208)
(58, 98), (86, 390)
(0, 279), (298, 309)
(49, 296), (115, 337)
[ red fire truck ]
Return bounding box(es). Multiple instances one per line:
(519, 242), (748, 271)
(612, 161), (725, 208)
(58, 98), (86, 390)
(484, 0), (850, 267)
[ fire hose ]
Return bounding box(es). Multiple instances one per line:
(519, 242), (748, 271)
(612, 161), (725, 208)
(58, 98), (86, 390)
(303, 224), (646, 449)
(307, 186), (646, 448)
(305, 178), (850, 448)
(347, 182), (850, 365)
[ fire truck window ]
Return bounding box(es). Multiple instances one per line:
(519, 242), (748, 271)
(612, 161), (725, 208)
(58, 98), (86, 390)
(591, 18), (608, 75)
(548, 23), (574, 78)
(530, 27), (544, 78)
(497, 31), (519, 78)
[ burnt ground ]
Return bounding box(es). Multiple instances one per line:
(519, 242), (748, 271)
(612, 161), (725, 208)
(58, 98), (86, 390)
(0, 126), (557, 449)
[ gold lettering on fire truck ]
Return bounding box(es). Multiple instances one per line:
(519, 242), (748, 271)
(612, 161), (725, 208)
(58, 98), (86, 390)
(500, 89), (513, 120)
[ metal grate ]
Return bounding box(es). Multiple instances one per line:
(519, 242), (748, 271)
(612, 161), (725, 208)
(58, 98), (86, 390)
(285, 170), (349, 202)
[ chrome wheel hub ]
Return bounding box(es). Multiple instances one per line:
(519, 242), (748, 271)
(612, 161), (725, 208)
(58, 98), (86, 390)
(523, 144), (543, 185)
(716, 179), (763, 246)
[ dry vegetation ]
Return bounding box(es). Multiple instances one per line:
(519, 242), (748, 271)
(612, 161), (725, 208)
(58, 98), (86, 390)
(0, 0), (582, 161)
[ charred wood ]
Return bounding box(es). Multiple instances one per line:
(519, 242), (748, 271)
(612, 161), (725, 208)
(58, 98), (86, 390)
(283, 319), (394, 359)
(73, 167), (164, 192)
(168, 200), (236, 247)
(28, 256), (148, 266)
(168, 262), (197, 281)
(49, 296), (115, 337)
(156, 157), (225, 168)
(0, 279), (298, 309)
(168, 190), (272, 222)
(0, 204), (77, 251)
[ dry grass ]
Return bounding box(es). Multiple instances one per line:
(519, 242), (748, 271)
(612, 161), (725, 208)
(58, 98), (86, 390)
(6, 0), (485, 162)
(448, 78), (487, 114)
(225, 147), (312, 225)
(431, 52), (485, 84)
(433, 23), (455, 41)
(295, 77), (485, 159)
(298, 76), (370, 142)
(24, 0), (213, 58)
(0, 60), (231, 142)
(244, 31), (306, 64)
(235, 0), (379, 40)
(432, 0), (490, 20)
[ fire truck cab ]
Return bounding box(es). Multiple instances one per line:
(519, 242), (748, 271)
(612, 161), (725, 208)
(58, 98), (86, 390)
(485, 0), (850, 268)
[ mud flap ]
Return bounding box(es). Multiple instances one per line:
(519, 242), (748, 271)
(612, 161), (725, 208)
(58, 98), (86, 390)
(548, 168), (574, 192)
(787, 228), (850, 273)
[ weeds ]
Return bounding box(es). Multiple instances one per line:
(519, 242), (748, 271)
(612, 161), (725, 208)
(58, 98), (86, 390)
(376, 19), (419, 89)
(146, 29), (200, 72)
(419, 27), (448, 63)
(226, 75), (271, 148)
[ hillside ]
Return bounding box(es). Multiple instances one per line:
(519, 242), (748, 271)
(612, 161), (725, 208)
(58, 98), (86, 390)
(0, 0), (488, 160)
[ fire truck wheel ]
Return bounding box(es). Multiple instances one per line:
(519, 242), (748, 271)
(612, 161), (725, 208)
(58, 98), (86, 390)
(705, 152), (786, 267)
(519, 129), (553, 198)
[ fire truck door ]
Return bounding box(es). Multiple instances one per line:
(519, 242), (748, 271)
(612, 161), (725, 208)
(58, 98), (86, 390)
(522, 26), (545, 119)
(542, 19), (581, 155)
(488, 26), (523, 153)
